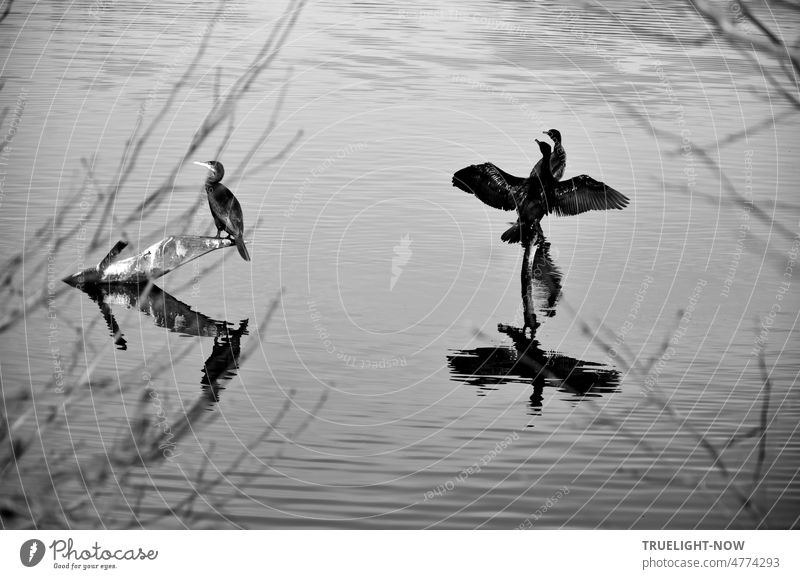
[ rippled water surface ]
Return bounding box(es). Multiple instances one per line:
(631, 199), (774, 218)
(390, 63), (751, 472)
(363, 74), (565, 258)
(1, 0), (799, 528)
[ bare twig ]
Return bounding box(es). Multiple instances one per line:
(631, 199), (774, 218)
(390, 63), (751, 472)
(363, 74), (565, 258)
(0, 0), (13, 25)
(688, 0), (800, 75)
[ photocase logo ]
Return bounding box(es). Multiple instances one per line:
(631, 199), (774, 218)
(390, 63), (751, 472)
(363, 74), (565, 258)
(390, 233), (412, 290)
(19, 539), (46, 567)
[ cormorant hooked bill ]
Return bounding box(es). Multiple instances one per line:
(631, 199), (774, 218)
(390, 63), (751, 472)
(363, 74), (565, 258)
(194, 161), (251, 262)
(452, 132), (628, 245)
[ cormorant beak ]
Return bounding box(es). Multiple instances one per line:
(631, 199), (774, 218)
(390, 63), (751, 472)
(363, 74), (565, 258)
(542, 131), (549, 136)
(193, 161), (213, 171)
(534, 139), (541, 144)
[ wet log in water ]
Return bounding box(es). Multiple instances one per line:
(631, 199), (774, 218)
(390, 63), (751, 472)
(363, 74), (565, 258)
(62, 235), (233, 285)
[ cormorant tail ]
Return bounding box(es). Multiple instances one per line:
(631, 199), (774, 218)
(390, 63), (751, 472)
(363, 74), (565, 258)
(235, 238), (251, 262)
(501, 222), (521, 244)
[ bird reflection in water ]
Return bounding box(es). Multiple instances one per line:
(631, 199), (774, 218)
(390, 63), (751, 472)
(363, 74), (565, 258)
(447, 233), (619, 415)
(200, 319), (248, 406)
(75, 282), (248, 408)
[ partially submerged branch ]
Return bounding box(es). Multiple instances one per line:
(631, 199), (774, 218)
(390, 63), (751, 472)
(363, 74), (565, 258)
(63, 236), (233, 285)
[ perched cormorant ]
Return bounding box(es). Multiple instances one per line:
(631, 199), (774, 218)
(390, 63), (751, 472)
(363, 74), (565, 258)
(452, 136), (628, 245)
(194, 161), (251, 261)
(502, 129), (567, 244)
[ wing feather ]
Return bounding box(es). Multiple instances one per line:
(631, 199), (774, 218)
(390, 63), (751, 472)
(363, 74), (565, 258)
(208, 183), (244, 237)
(227, 196), (244, 237)
(550, 175), (629, 217)
(452, 163), (524, 211)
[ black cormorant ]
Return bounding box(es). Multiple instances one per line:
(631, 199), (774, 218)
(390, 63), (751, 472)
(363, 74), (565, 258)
(194, 161), (251, 262)
(452, 137), (628, 245)
(502, 128), (567, 243)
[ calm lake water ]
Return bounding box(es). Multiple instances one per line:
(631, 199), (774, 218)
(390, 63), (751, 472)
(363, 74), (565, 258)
(1, 0), (798, 528)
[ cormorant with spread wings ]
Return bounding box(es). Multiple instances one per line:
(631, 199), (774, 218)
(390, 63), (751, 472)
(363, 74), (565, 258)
(452, 131), (628, 244)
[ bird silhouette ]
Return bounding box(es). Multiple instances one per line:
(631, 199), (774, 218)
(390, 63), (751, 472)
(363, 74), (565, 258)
(194, 160), (251, 261)
(453, 132), (628, 245)
(501, 129), (567, 243)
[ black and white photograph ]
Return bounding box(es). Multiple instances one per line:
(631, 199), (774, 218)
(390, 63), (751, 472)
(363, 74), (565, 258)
(0, 0), (798, 551)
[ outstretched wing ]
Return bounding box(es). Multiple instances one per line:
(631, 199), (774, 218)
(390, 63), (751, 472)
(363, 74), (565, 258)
(452, 163), (525, 211)
(550, 175), (629, 217)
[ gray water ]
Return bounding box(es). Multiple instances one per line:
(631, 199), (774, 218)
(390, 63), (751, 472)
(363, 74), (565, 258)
(1, 0), (799, 528)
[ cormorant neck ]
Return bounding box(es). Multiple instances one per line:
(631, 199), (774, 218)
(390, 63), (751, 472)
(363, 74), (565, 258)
(532, 150), (555, 193)
(541, 152), (552, 178)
